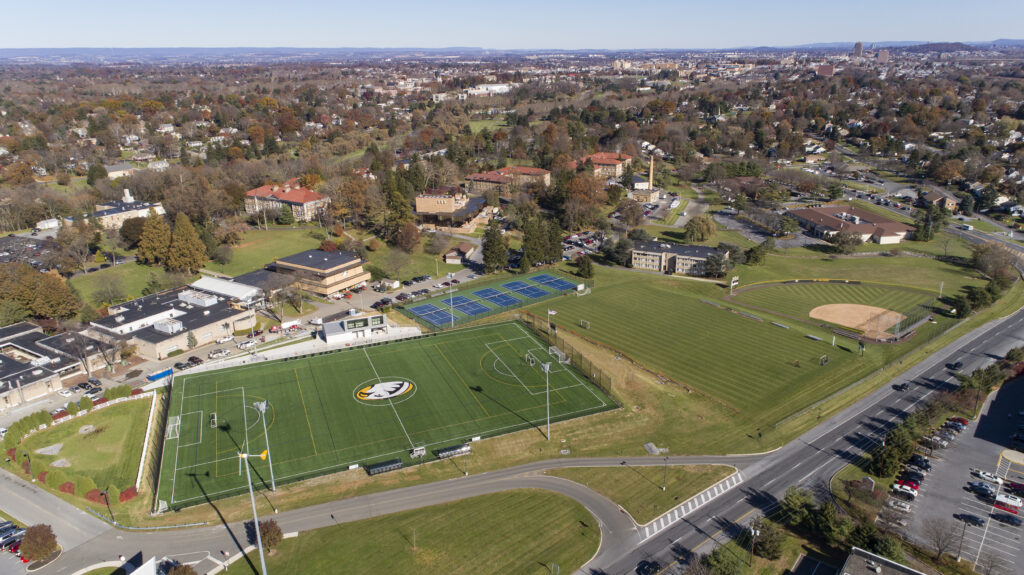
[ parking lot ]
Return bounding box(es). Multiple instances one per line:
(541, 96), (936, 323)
(561, 230), (603, 261)
(903, 379), (1024, 571)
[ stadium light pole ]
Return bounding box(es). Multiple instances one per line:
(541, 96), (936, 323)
(448, 272), (455, 329)
(542, 362), (551, 440)
(254, 401), (276, 491)
(240, 450), (269, 575)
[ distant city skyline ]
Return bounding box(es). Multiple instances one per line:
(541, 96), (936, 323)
(4, 0), (1024, 50)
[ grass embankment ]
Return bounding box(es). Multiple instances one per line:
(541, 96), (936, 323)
(247, 490), (599, 575)
(78, 569), (126, 575)
(547, 465), (733, 524)
(357, 233), (464, 281)
(17, 400), (151, 492)
(204, 228), (322, 277)
(69, 264), (193, 307)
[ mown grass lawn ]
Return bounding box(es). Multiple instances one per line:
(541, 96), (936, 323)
(249, 490), (599, 575)
(361, 234), (464, 281)
(468, 118), (507, 133)
(204, 228), (322, 277)
(69, 263), (193, 307)
(732, 282), (935, 322)
(19, 399), (151, 492)
(547, 465), (733, 524)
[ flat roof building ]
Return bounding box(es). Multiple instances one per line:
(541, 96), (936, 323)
(272, 249), (372, 297)
(631, 241), (722, 277)
(0, 322), (109, 410)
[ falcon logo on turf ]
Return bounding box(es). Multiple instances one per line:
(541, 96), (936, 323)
(356, 380), (414, 400)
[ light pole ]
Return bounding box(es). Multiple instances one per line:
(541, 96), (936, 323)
(100, 489), (114, 523)
(23, 452), (32, 482)
(956, 519), (968, 561)
(254, 401), (276, 491)
(240, 450), (269, 575)
(447, 272), (455, 329)
(542, 362), (551, 440)
(662, 456), (668, 491)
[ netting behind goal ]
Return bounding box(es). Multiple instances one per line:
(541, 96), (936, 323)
(549, 345), (569, 364)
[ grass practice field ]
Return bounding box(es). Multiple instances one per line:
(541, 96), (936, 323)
(157, 322), (614, 508)
(535, 265), (960, 430)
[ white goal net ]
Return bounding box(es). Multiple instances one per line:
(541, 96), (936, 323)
(165, 416), (180, 440)
(548, 345), (569, 364)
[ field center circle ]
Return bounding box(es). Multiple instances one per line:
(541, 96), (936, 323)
(352, 376), (418, 406)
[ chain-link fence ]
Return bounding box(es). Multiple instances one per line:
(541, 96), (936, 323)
(520, 311), (618, 404)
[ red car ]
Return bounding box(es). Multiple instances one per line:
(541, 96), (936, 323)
(897, 479), (919, 490)
(451, 279), (460, 284)
(442, 281), (450, 287)
(949, 417), (969, 426)
(342, 292), (352, 299)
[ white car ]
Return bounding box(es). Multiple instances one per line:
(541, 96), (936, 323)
(891, 484), (918, 498)
(208, 349), (230, 359)
(886, 499), (912, 513)
(57, 388), (74, 398)
(973, 469), (1004, 485)
(237, 340), (256, 350)
(216, 336), (234, 344)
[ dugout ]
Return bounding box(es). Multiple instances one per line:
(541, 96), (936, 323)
(365, 458), (403, 476)
(436, 443), (471, 459)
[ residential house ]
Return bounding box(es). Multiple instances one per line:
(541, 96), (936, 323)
(271, 249), (372, 297)
(920, 190), (959, 212)
(104, 162), (136, 179)
(631, 241), (723, 276)
(788, 205), (914, 244)
(89, 286), (255, 360)
(244, 178), (331, 222)
(443, 243), (475, 264)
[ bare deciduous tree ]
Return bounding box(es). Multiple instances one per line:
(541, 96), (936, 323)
(923, 516), (958, 560)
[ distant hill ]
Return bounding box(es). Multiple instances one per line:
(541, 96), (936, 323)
(900, 42), (980, 53)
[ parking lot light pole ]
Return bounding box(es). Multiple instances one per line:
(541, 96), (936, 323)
(240, 450), (269, 575)
(100, 489), (114, 523)
(956, 519), (967, 561)
(254, 401), (276, 491)
(23, 452), (32, 482)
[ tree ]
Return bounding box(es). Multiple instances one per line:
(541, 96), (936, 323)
(779, 486), (815, 528)
(602, 237), (633, 266)
(166, 213), (207, 274)
(19, 524), (58, 561)
(702, 545), (744, 575)
(545, 220), (563, 263)
(683, 214), (716, 242)
(482, 220), (507, 273)
(276, 204), (295, 225)
(119, 217), (148, 248)
(425, 232), (451, 255)
(972, 242), (1016, 290)
(914, 205), (949, 242)
(520, 218), (545, 272)
(573, 252), (594, 277)
(395, 222), (420, 253)
(384, 248), (412, 280)
(214, 244), (233, 265)
(627, 228), (653, 242)
(187, 331), (197, 349)
(94, 274), (125, 306)
(136, 208), (171, 265)
(751, 518), (785, 560)
(606, 185), (624, 206)
(80, 395), (93, 411)
(873, 534), (905, 562)
(826, 182), (844, 200)
(704, 252), (728, 278)
(167, 565), (198, 575)
(922, 516), (957, 560)
(829, 229), (863, 254)
(259, 519), (284, 552)
(619, 199), (645, 227)
(86, 164), (107, 185)
(776, 216), (800, 236)
(0, 300), (29, 327)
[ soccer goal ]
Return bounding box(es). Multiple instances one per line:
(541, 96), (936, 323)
(819, 354), (830, 366)
(579, 319), (590, 329)
(165, 416), (180, 440)
(549, 345), (569, 364)
(525, 353), (537, 366)
(209, 412), (218, 428)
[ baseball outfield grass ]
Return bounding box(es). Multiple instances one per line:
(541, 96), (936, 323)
(248, 489), (599, 575)
(547, 465), (734, 524)
(157, 322), (614, 508)
(731, 282), (935, 326)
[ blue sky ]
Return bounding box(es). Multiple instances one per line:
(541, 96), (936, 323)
(4, 0), (1023, 49)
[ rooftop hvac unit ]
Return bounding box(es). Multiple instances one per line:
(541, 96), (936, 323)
(154, 318), (184, 335)
(178, 290), (217, 307)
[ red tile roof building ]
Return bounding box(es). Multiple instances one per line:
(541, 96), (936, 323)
(244, 178), (330, 222)
(572, 152), (633, 178)
(465, 166), (551, 193)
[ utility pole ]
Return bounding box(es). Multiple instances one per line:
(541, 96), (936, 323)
(254, 401), (276, 491)
(662, 456), (668, 491)
(240, 450), (269, 575)
(748, 524), (760, 566)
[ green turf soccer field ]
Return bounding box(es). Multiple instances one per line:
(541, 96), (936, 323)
(156, 321), (615, 508)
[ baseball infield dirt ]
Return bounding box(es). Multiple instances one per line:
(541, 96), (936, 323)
(809, 303), (906, 340)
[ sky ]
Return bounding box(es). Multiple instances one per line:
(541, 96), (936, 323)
(3, 0), (1023, 50)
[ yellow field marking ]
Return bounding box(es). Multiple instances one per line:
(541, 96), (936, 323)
(294, 368), (318, 455)
(434, 343), (490, 416)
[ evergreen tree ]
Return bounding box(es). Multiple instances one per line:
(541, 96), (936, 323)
(86, 164), (107, 185)
(277, 204), (295, 225)
(383, 185), (413, 242)
(545, 220), (563, 263)
(482, 220), (507, 273)
(187, 331), (197, 349)
(166, 213), (208, 274)
(521, 218), (543, 272)
(136, 208), (171, 265)
(577, 255), (594, 278)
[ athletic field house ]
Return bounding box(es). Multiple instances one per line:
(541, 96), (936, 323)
(156, 322), (615, 509)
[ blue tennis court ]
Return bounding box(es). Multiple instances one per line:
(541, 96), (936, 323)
(530, 274), (577, 291)
(454, 300), (491, 316)
(408, 303), (458, 326)
(474, 288), (521, 307)
(440, 295), (475, 307)
(503, 282), (549, 299)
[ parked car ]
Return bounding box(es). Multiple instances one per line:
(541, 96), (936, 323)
(451, 279), (460, 284)
(74, 382), (90, 392)
(897, 479), (919, 490)
(972, 469), (1004, 485)
(87, 377), (101, 387)
(949, 417), (969, 426)
(891, 484), (918, 498)
(57, 388), (73, 398)
(237, 340), (256, 350)
(216, 336), (234, 344)
(886, 499), (912, 513)
(991, 513), (1023, 527)
(173, 362), (190, 371)
(208, 349), (230, 359)
(967, 481), (996, 495)
(901, 471), (924, 484)
(954, 513), (985, 527)
(84, 388), (103, 400)
(187, 356), (204, 366)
